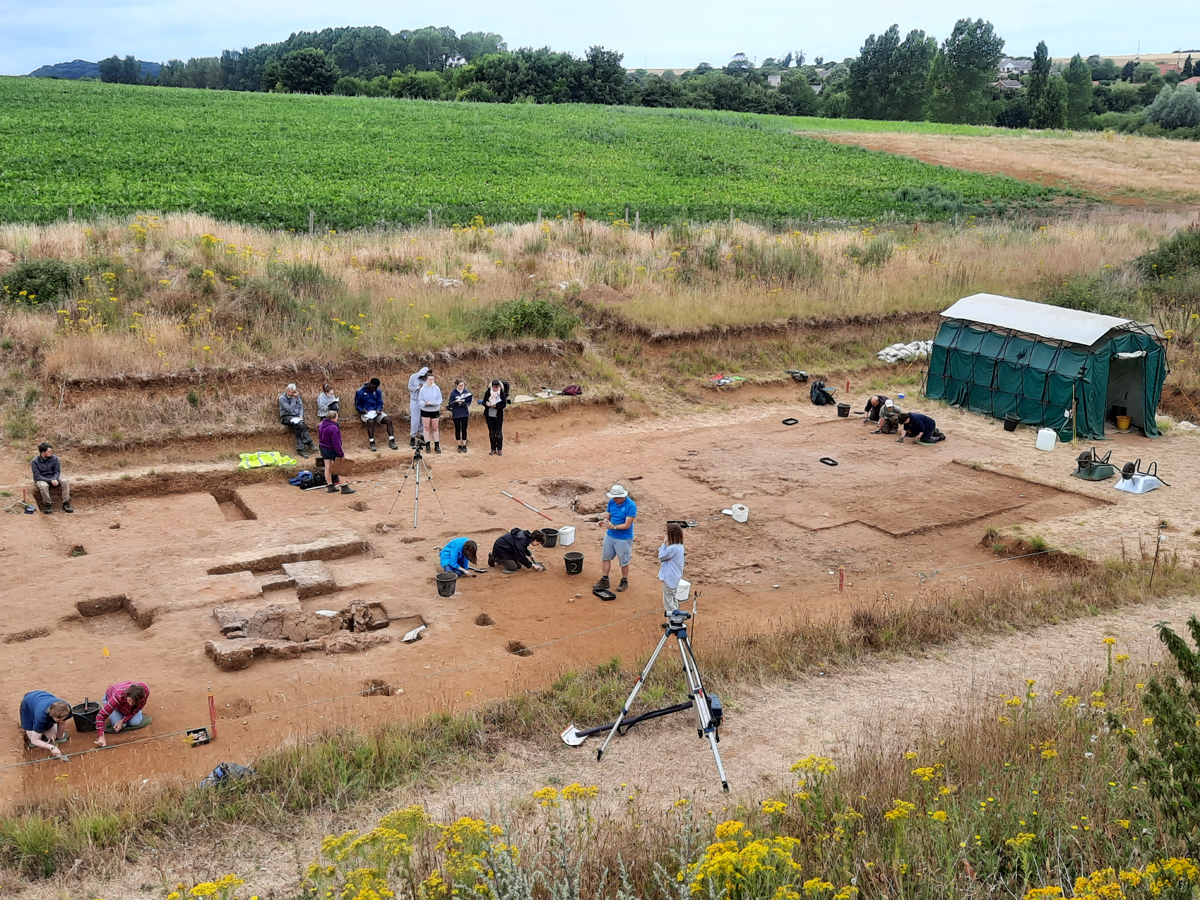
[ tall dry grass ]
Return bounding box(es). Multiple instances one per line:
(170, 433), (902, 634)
(0, 210), (1190, 380)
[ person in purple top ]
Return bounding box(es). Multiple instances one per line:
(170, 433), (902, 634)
(317, 411), (356, 494)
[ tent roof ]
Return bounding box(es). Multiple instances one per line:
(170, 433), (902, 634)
(940, 293), (1158, 346)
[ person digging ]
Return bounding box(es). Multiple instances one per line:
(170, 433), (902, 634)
(20, 690), (71, 759)
(94, 681), (151, 748)
(318, 410), (356, 494)
(896, 411), (946, 445)
(593, 484), (637, 595)
(489, 528), (546, 572)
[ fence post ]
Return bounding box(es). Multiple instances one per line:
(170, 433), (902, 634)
(68, 205), (73, 224)
(625, 205), (630, 223)
(537, 208), (542, 226)
(308, 210), (315, 236)
(634, 211), (640, 233)
(428, 209), (433, 228)
(729, 208), (734, 225)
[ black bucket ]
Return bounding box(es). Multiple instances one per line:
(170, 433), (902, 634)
(435, 572), (457, 597)
(836, 403), (850, 418)
(71, 699), (101, 735)
(564, 551), (584, 575)
(541, 528), (559, 548)
(1003, 413), (1020, 433)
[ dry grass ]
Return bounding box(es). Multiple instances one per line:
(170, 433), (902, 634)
(0, 210), (1190, 381)
(811, 130), (1200, 206)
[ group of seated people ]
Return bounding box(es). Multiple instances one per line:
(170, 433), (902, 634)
(863, 395), (946, 444)
(20, 681), (150, 758)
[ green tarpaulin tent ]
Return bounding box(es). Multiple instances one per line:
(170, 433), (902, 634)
(925, 293), (1167, 440)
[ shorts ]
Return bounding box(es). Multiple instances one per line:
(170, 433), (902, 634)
(420, 409), (440, 419)
(320, 447), (338, 461)
(601, 534), (633, 566)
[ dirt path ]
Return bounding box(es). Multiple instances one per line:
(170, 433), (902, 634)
(806, 131), (1200, 209)
(19, 591), (1195, 900)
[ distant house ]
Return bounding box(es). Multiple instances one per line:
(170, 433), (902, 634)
(767, 74), (782, 88)
(999, 57), (1033, 75)
(1156, 63), (1183, 75)
(1183, 75), (1200, 86)
(813, 68), (830, 80)
(994, 78), (1023, 92)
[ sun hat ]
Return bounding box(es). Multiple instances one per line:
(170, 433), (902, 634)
(606, 484), (629, 499)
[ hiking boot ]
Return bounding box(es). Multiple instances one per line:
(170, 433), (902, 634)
(617, 578), (629, 592)
(487, 553), (496, 568)
(434, 442), (442, 454)
(340, 485), (356, 494)
(592, 575), (610, 591)
(298, 449), (310, 459)
(62, 502), (74, 514)
(43, 504), (53, 515)
(369, 441), (378, 452)
(326, 484), (339, 493)
(388, 437), (398, 450)
(410, 435), (417, 449)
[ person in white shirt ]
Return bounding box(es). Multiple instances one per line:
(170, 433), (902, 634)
(418, 373), (444, 454)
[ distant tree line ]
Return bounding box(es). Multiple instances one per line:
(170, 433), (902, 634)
(91, 23), (1200, 137)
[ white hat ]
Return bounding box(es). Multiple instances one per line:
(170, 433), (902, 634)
(606, 484), (629, 499)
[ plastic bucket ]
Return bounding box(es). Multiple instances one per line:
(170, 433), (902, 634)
(71, 699), (101, 735)
(435, 572), (458, 597)
(558, 526), (575, 547)
(675, 579), (692, 602)
(1035, 428), (1058, 452)
(1003, 413), (1019, 433)
(564, 552), (584, 575)
(1116, 415), (1132, 430)
(541, 528), (559, 548)
(731, 503), (749, 523)
(836, 403), (850, 418)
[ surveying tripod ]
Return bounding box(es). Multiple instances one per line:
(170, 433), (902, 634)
(561, 597), (728, 792)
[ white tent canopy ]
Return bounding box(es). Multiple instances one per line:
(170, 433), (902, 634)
(939, 293), (1158, 347)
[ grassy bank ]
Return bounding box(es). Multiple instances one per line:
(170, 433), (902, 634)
(1, 552), (1195, 888)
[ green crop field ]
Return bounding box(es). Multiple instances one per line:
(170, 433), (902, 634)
(0, 78), (1053, 229)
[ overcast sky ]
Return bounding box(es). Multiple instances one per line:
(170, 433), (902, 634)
(0, 0), (1190, 76)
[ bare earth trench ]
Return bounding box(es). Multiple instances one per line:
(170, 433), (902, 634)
(1, 389), (1197, 898)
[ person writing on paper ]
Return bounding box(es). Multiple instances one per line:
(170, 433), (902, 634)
(318, 411), (356, 494)
(657, 523), (686, 613)
(480, 379), (508, 456)
(94, 681), (150, 748)
(354, 377), (398, 452)
(439, 537), (479, 577)
(407, 367), (430, 448)
(489, 528), (546, 572)
(449, 378), (473, 453)
(418, 372), (444, 454)
(317, 382), (340, 419)
(279, 384), (316, 459)
(20, 690), (71, 758)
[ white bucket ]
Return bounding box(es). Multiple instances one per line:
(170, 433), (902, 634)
(675, 579), (691, 602)
(558, 525), (575, 547)
(731, 503), (749, 523)
(1035, 428), (1058, 452)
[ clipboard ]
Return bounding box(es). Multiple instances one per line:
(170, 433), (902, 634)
(330, 457), (355, 477)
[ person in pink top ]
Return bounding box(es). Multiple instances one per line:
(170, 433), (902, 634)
(94, 681), (150, 748)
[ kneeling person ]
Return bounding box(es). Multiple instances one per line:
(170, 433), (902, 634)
(95, 681), (150, 748)
(439, 537), (479, 577)
(489, 528), (546, 572)
(20, 690), (71, 759)
(896, 412), (945, 444)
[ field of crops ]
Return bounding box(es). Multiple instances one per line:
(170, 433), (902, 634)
(0, 78), (1056, 229)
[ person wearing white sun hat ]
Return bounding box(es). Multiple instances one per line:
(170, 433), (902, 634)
(593, 484), (637, 595)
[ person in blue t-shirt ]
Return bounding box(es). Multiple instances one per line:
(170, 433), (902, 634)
(20, 690), (72, 758)
(593, 484), (637, 595)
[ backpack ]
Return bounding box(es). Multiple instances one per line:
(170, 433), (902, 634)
(809, 380), (835, 406)
(289, 470), (312, 487)
(199, 761), (254, 789)
(562, 384), (582, 396)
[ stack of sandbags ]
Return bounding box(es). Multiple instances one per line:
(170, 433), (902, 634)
(876, 340), (933, 364)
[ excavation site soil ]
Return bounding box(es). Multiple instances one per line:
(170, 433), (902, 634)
(2, 382), (1196, 809)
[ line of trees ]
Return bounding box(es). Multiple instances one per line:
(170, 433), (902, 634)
(93, 23), (1200, 137)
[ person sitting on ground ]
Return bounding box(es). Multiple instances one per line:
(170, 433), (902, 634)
(279, 383), (316, 459)
(439, 537), (479, 578)
(20, 690), (71, 759)
(317, 410), (356, 494)
(863, 395), (895, 424)
(316, 382), (339, 419)
(32, 443), (72, 515)
(489, 528), (546, 572)
(94, 681), (150, 748)
(657, 523), (686, 614)
(896, 411), (946, 444)
(418, 372), (444, 454)
(407, 367), (430, 448)
(354, 377), (398, 452)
